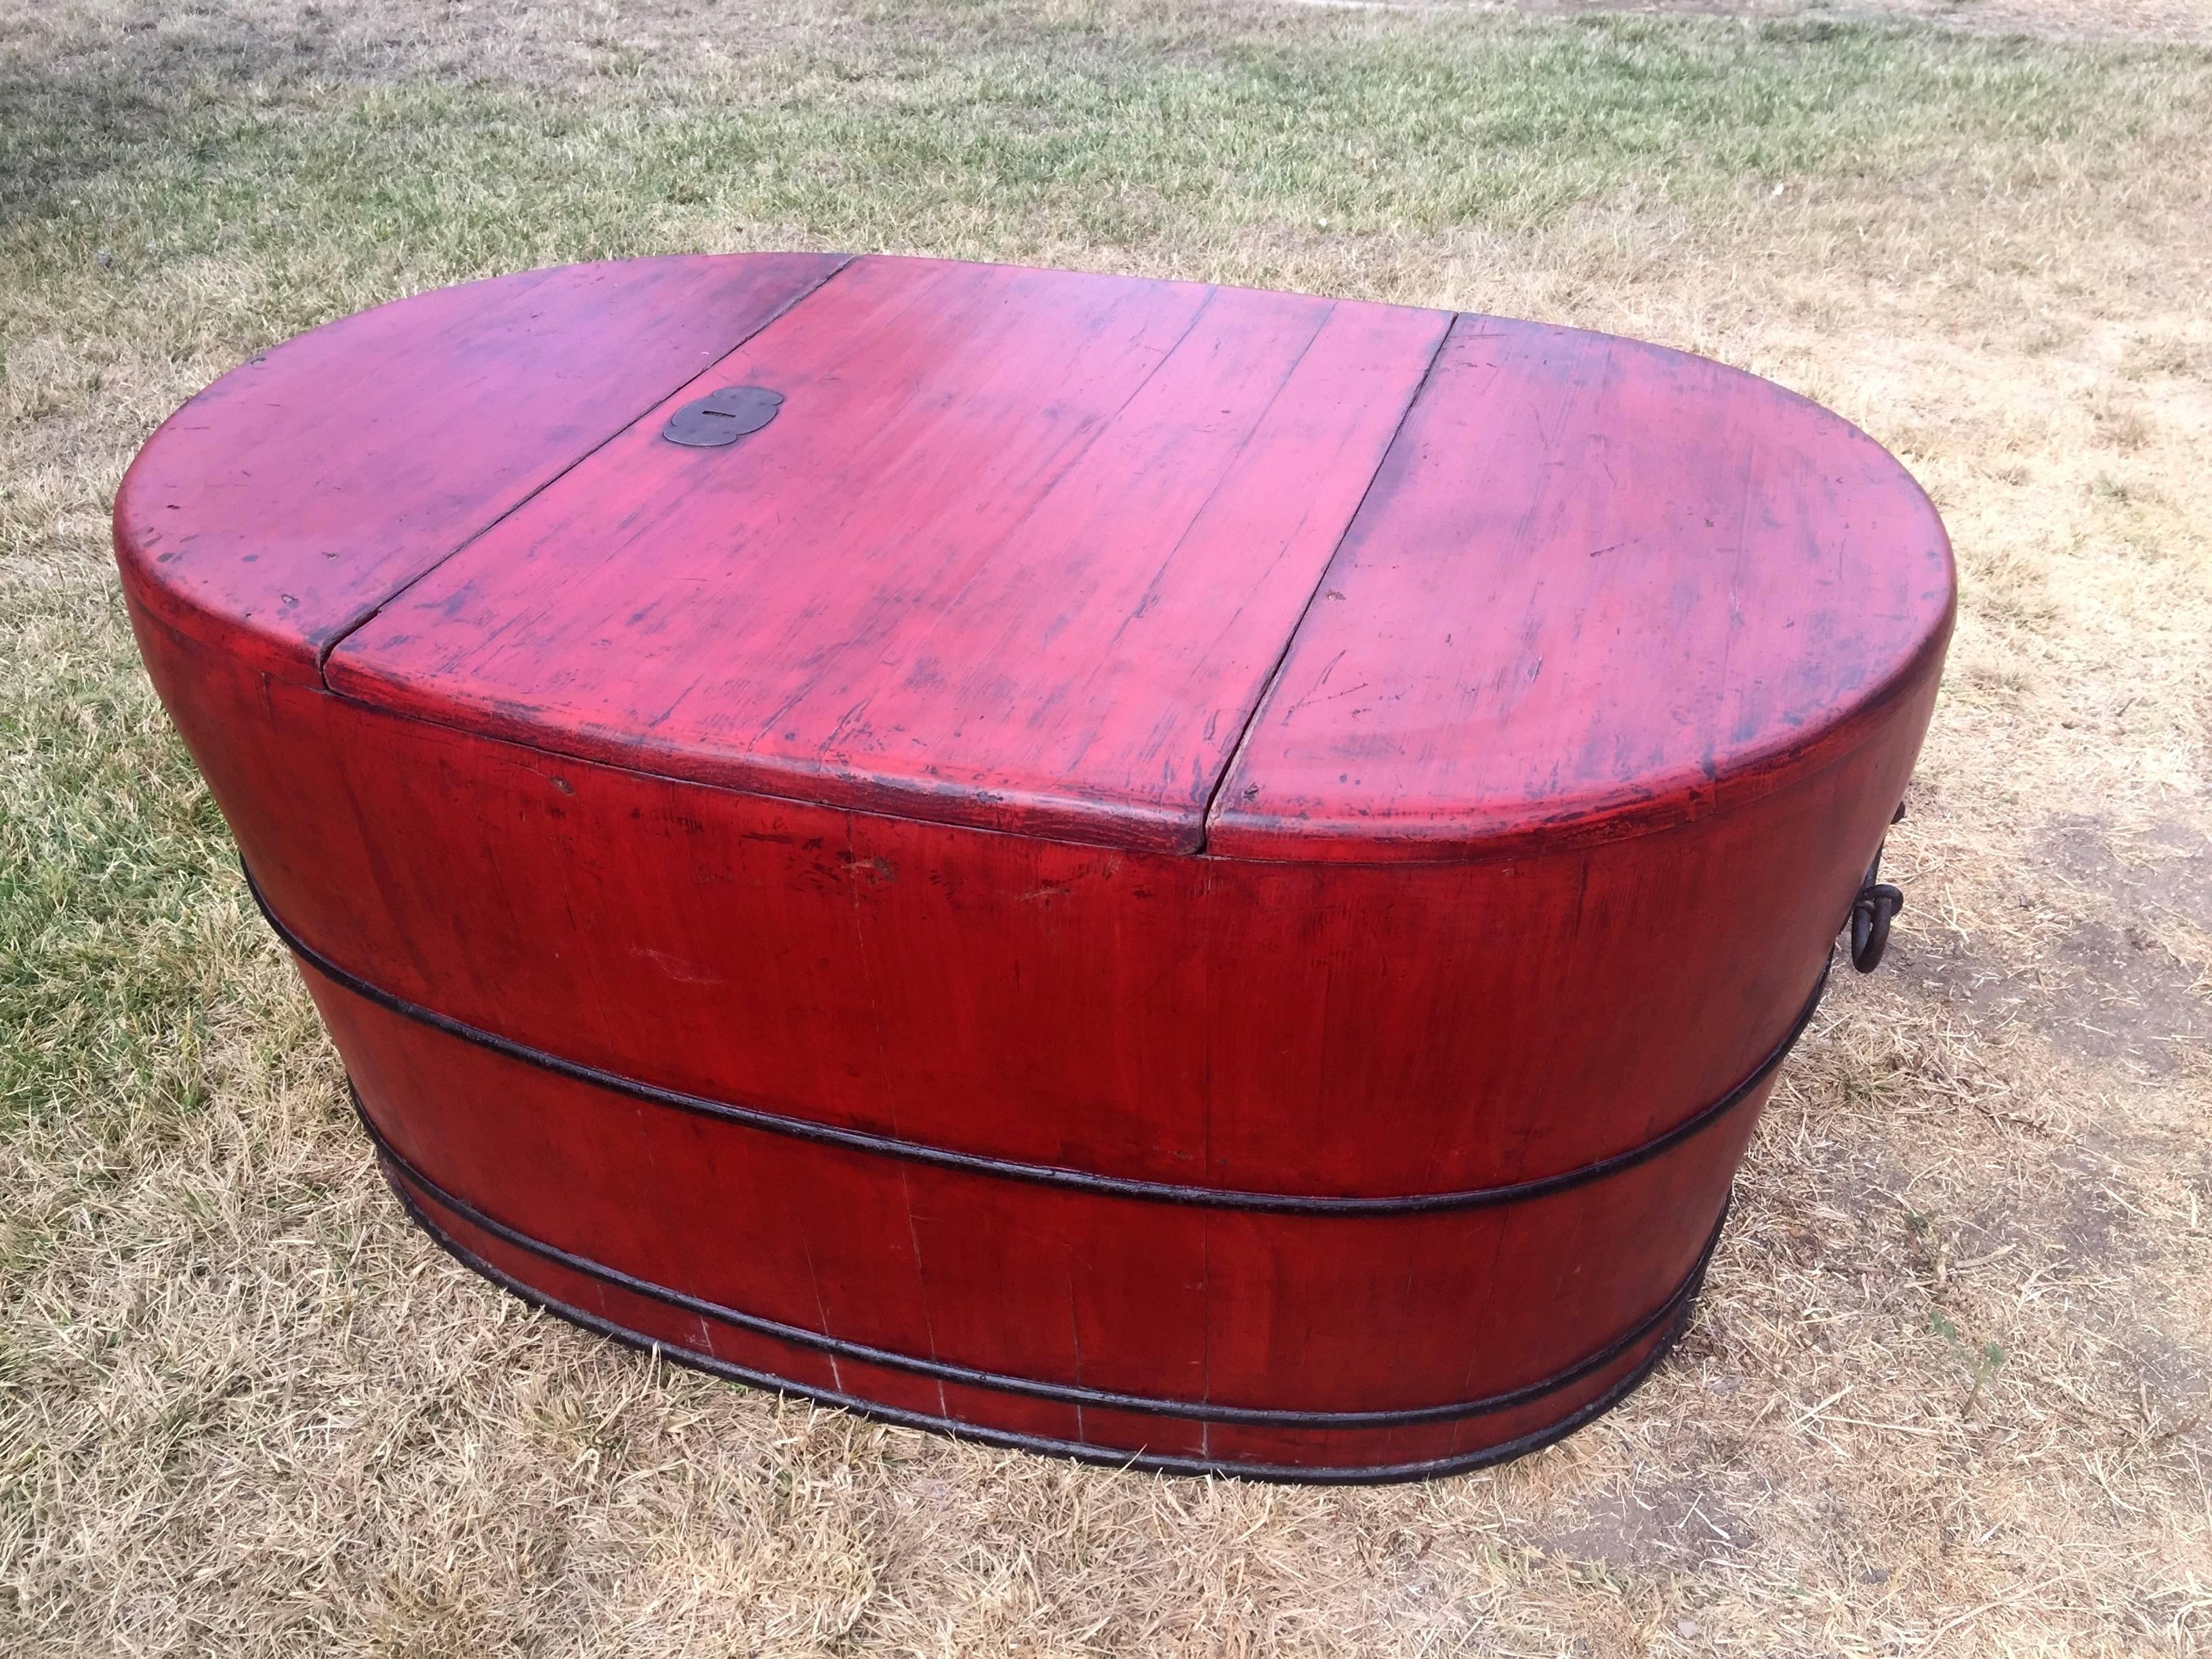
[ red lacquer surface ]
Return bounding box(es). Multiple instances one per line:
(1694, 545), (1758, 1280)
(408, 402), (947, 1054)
(1210, 316), (1954, 861)
(115, 254), (846, 681)
(325, 259), (1449, 850)
(117, 254), (1953, 1479)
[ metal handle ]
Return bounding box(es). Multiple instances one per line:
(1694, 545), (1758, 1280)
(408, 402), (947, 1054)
(1847, 800), (1909, 974)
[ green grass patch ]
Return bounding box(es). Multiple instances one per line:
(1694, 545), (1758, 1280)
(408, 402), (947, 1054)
(3, 8), (2206, 316)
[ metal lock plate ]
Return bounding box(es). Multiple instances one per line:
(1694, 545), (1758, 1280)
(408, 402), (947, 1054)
(662, 385), (783, 448)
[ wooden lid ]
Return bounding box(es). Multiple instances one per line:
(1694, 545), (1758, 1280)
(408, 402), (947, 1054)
(118, 253), (1952, 861)
(1206, 320), (1957, 861)
(114, 254), (848, 679)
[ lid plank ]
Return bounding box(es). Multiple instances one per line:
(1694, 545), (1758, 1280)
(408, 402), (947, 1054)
(115, 254), (847, 680)
(327, 257), (1449, 850)
(1206, 315), (1955, 861)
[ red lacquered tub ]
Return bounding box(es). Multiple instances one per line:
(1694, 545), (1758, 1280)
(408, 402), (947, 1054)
(116, 254), (1952, 1481)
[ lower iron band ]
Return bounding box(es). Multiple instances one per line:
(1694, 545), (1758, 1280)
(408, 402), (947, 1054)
(373, 1126), (1719, 1483)
(352, 1078), (1728, 1434)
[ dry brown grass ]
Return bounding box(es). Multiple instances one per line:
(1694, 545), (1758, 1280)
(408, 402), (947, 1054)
(1330, 0), (2212, 47)
(2, 1), (2209, 1654)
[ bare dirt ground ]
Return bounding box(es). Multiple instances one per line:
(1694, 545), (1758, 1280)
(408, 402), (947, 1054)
(2, 1), (2208, 1655)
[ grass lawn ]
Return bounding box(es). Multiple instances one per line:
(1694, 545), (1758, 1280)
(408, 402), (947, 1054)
(3, 0), (2209, 1652)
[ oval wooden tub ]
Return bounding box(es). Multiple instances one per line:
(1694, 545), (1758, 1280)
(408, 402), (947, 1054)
(116, 253), (1952, 1481)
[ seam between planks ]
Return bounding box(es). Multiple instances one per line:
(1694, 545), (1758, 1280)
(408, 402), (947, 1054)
(310, 252), (859, 678)
(1191, 306), (1460, 855)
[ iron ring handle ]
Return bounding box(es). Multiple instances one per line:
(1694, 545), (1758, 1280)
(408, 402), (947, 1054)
(1847, 799), (1910, 974)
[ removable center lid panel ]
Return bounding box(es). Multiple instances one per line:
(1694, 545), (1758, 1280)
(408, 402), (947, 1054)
(325, 256), (1449, 851)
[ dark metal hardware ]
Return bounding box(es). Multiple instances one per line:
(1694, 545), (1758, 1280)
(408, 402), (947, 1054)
(662, 385), (783, 447)
(1849, 799), (1910, 973)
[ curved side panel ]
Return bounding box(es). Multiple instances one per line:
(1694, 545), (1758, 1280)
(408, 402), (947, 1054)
(361, 1084), (1720, 1427)
(131, 602), (1925, 1200)
(265, 871), (1821, 1213)
(389, 1161), (1707, 1482)
(310, 959), (1760, 1460)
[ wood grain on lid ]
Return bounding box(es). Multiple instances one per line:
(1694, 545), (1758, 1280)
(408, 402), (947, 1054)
(122, 255), (1951, 860)
(113, 254), (848, 681)
(1207, 316), (1955, 861)
(324, 256), (1452, 851)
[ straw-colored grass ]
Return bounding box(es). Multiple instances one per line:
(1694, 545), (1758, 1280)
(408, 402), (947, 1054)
(2, 1), (2207, 1654)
